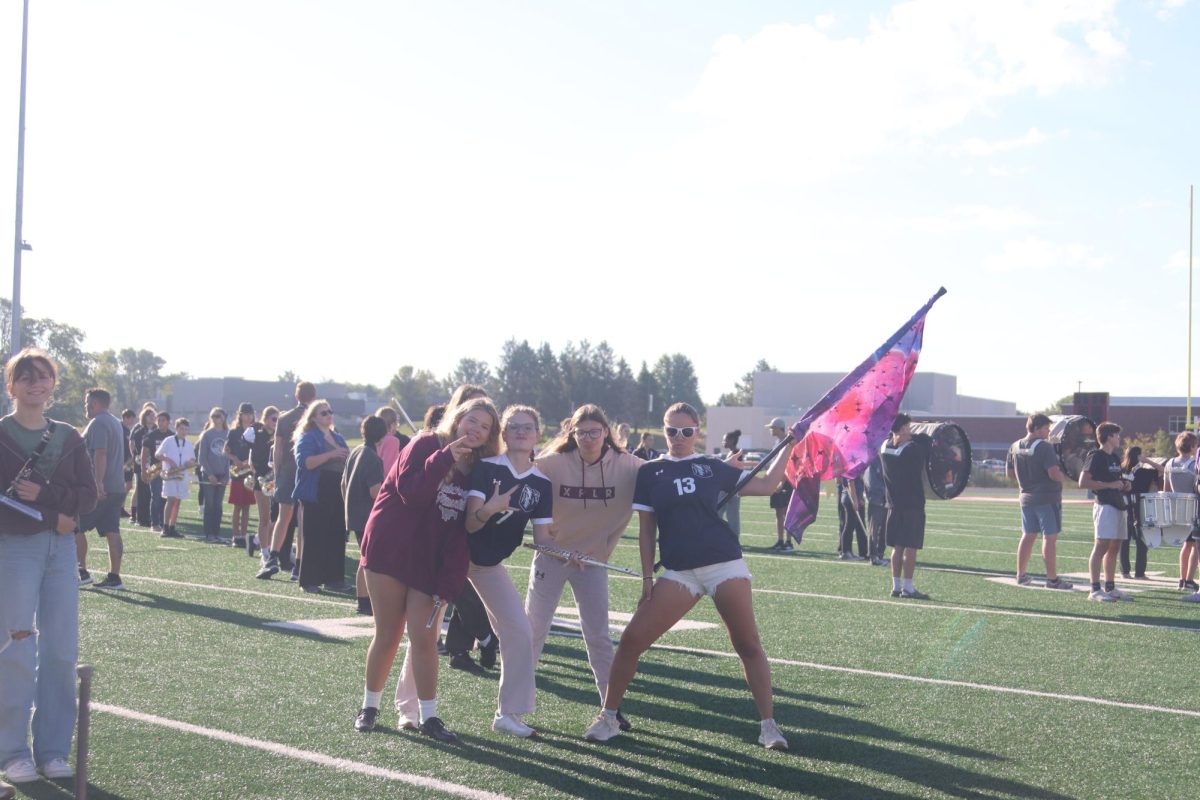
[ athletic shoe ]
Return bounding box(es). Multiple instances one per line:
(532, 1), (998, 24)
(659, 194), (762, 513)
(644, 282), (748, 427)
(40, 758), (73, 779)
(616, 709), (632, 732)
(758, 719), (789, 751)
(479, 637), (499, 669)
(837, 552), (856, 561)
(151, 525), (163, 533)
(232, 537), (246, 549)
(900, 588), (930, 600)
(161, 527), (183, 539)
(492, 713), (535, 738)
(1181, 580), (1199, 592)
(871, 557), (889, 566)
(449, 653), (480, 672)
(204, 534), (227, 545)
(354, 707), (378, 732)
(1120, 572), (1132, 580)
(1044, 577), (1074, 590)
(2, 758), (37, 783)
(79, 569), (93, 588)
(1089, 589), (1117, 602)
(1107, 588), (1135, 601)
(436, 637), (449, 656)
(583, 712), (622, 743)
(290, 563), (300, 582)
(769, 541), (785, 551)
(95, 574), (124, 590)
(1182, 592), (1200, 602)
(301, 585), (320, 594)
(323, 583), (354, 595)
(890, 588), (902, 598)
(256, 556), (279, 580)
(1016, 574), (1032, 586)
(780, 542), (794, 552)
(419, 717), (458, 743)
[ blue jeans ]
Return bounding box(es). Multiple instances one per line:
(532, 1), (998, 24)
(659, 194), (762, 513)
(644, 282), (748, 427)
(201, 483), (226, 538)
(0, 530), (79, 766)
(150, 478), (164, 527)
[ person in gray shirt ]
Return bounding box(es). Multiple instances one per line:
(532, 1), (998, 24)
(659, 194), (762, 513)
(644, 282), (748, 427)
(1006, 413), (1072, 590)
(77, 389), (132, 589)
(342, 415), (387, 615)
(197, 408), (231, 544)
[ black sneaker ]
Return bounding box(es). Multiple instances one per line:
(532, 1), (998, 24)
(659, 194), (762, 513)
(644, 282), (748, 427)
(449, 652), (480, 672)
(616, 709), (632, 732)
(163, 526), (183, 539)
(419, 717), (458, 743)
(479, 637), (499, 669)
(78, 569), (93, 587)
(233, 537), (246, 549)
(769, 541), (785, 551)
(354, 707), (378, 732)
(256, 556), (280, 580)
(1183, 580), (1199, 592)
(95, 573), (124, 590)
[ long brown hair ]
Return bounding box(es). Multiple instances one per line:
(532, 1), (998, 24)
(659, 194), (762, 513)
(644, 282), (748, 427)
(541, 404), (626, 456)
(435, 396), (500, 474)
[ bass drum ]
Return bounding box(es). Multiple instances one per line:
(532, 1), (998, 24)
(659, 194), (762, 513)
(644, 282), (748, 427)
(1048, 415), (1096, 481)
(909, 422), (972, 500)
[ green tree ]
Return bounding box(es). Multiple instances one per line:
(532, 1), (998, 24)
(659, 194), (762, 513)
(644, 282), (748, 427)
(717, 359), (776, 406)
(389, 366), (442, 418)
(535, 343), (569, 423)
(635, 361), (659, 427)
(652, 354), (704, 415)
(442, 358), (494, 397)
(494, 339), (542, 408)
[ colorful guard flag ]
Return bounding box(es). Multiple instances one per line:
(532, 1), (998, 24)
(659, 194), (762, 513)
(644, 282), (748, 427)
(782, 287), (946, 536)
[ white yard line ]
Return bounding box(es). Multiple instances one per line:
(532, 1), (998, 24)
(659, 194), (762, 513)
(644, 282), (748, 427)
(103, 573), (355, 608)
(94, 703), (510, 800)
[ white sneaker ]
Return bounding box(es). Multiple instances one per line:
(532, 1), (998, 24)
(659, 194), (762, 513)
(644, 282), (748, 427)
(396, 714), (419, 731)
(758, 719), (789, 751)
(583, 711), (621, 742)
(2, 758), (37, 783)
(1088, 589), (1116, 602)
(41, 758), (73, 779)
(1107, 588), (1135, 601)
(492, 713), (535, 738)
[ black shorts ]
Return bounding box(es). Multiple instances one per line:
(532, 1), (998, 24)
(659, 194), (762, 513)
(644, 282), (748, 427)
(885, 507), (925, 549)
(79, 492), (127, 536)
(769, 484), (793, 510)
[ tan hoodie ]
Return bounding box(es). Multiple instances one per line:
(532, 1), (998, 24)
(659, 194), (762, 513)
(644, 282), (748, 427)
(535, 446), (643, 560)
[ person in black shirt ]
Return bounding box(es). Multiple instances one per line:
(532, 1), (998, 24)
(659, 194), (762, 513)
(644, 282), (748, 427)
(631, 432), (659, 461)
(1120, 447), (1161, 579)
(880, 414), (932, 599)
(583, 402), (792, 751)
(129, 406), (156, 527)
(1080, 422), (1133, 602)
(141, 411), (173, 533)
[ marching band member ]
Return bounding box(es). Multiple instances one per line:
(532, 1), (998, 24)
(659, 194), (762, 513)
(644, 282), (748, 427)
(1163, 432), (1200, 593)
(224, 403), (259, 551)
(342, 415), (388, 615)
(464, 405), (553, 738)
(155, 418), (196, 540)
(1119, 446), (1160, 580)
(1080, 422), (1133, 602)
(250, 406), (278, 564)
(882, 414), (932, 599)
(527, 404), (643, 731)
(355, 397), (499, 742)
(583, 402), (791, 750)
(142, 411), (173, 534)
(197, 408), (230, 545)
(292, 400), (350, 593)
(129, 406), (156, 529)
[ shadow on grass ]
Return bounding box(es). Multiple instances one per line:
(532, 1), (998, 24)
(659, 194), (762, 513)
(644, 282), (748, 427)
(92, 590), (348, 644)
(14, 781), (128, 800)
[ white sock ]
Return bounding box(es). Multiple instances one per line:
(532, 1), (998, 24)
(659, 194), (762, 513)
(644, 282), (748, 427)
(903, 578), (915, 593)
(892, 577), (902, 591)
(760, 717), (775, 727)
(478, 634), (493, 648)
(601, 708), (618, 719)
(419, 698), (438, 724)
(363, 689), (382, 709)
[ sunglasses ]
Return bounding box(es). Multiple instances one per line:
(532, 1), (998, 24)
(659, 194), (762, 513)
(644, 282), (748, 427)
(573, 428), (605, 441)
(317, 410), (333, 417)
(665, 426), (698, 438)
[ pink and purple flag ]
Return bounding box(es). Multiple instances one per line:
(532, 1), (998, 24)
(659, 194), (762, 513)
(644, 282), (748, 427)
(782, 288), (946, 536)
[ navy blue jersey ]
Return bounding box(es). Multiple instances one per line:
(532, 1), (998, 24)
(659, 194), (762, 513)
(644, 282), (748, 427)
(880, 434), (930, 510)
(632, 454), (745, 571)
(467, 455), (553, 567)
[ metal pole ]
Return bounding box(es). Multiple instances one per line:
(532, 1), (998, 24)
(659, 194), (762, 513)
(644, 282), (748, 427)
(1189, 185), (1195, 430)
(11, 0), (30, 354)
(716, 433), (794, 511)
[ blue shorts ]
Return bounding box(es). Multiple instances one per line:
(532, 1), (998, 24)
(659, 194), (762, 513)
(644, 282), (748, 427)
(1021, 503), (1061, 536)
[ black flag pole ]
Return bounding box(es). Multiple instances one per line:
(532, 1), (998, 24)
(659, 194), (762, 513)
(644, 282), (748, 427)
(716, 433), (794, 511)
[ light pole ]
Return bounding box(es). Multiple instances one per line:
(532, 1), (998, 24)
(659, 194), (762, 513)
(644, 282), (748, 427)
(1189, 185), (1195, 430)
(11, 0), (31, 354)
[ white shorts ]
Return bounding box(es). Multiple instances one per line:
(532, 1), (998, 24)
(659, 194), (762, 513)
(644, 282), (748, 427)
(1093, 504), (1125, 540)
(161, 477), (190, 500)
(659, 558), (751, 598)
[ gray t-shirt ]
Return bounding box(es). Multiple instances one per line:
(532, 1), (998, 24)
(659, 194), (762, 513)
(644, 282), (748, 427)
(1008, 436), (1062, 506)
(84, 410), (128, 495)
(198, 428), (230, 480)
(342, 444), (384, 533)
(274, 404), (306, 481)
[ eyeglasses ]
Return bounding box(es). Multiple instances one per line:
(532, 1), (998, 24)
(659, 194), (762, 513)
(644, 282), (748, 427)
(506, 423), (536, 433)
(665, 426), (698, 438)
(573, 428), (605, 441)
(317, 410), (333, 417)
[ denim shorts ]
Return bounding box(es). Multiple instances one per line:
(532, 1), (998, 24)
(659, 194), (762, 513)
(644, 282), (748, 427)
(659, 558), (752, 598)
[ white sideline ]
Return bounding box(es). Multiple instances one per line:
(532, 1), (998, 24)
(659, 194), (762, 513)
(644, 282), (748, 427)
(94, 702), (511, 800)
(641, 644), (1200, 719)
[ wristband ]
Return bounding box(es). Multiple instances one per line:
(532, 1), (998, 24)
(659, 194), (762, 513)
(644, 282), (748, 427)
(641, 576), (653, 581)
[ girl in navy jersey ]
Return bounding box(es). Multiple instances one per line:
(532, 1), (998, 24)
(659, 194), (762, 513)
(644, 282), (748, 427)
(583, 402), (792, 750)
(464, 405), (553, 737)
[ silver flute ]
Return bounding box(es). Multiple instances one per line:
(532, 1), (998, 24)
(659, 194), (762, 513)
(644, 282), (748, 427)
(522, 542), (640, 576)
(425, 598), (444, 629)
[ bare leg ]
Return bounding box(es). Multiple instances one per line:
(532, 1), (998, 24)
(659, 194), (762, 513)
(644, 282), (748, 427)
(270, 502), (295, 553)
(404, 588), (441, 701)
(603, 580), (698, 711)
(1103, 540), (1121, 584)
(1089, 540), (1105, 585)
(901, 547), (917, 579)
(76, 532), (88, 572)
(363, 570), (408, 692)
(105, 532), (123, 574)
(1016, 533), (1037, 577)
(711, 578), (773, 720)
(1042, 535), (1059, 580)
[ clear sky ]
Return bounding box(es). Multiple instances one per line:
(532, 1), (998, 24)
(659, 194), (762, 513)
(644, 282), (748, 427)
(1, 0), (1196, 412)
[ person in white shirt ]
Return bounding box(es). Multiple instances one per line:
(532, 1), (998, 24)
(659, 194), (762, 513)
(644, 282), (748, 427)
(155, 419), (196, 538)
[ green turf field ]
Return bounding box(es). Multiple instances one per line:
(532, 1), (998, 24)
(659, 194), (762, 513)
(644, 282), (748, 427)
(32, 491), (1200, 799)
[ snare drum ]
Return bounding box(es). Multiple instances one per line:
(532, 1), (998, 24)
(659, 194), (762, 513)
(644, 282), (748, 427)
(1139, 492), (1194, 548)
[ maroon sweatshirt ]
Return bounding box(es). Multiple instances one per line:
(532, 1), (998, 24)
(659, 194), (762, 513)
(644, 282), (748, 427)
(360, 431), (470, 600)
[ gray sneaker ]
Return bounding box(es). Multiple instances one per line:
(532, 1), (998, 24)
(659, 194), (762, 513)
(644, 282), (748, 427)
(1016, 574), (1032, 586)
(1044, 576), (1074, 590)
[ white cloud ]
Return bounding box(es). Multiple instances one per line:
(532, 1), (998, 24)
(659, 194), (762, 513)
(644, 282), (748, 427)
(1163, 249), (1189, 272)
(1156, 0), (1189, 20)
(952, 127), (1050, 157)
(982, 237), (1110, 272)
(672, 0), (1126, 180)
(886, 205), (1037, 233)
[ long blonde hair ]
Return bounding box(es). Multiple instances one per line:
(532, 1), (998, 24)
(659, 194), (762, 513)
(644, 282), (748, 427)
(436, 396), (500, 474)
(298, 399), (334, 434)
